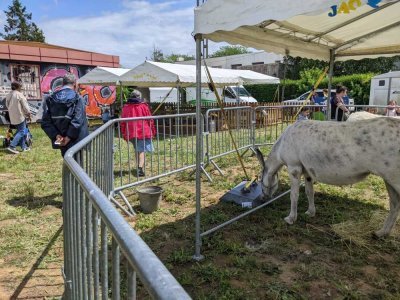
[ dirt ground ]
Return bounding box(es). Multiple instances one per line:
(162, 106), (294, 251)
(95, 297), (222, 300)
(0, 192), (64, 299)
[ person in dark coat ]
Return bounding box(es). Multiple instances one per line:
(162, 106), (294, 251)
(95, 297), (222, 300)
(41, 74), (89, 157)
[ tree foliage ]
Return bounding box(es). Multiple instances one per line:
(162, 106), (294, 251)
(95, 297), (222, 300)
(163, 53), (195, 63)
(334, 56), (400, 75)
(246, 73), (374, 105)
(209, 45), (250, 58)
(1, 0), (45, 42)
(149, 46), (194, 63)
(150, 46), (164, 62)
(284, 55), (400, 80)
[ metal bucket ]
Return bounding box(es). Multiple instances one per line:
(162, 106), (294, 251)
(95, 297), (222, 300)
(137, 186), (163, 213)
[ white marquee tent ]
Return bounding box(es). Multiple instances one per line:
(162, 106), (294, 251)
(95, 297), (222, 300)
(194, 0), (400, 61)
(119, 61), (280, 87)
(77, 67), (131, 85)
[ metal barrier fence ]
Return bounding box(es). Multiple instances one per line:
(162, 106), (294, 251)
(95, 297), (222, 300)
(253, 105), (326, 146)
(63, 122), (191, 299)
(112, 113), (203, 214)
(62, 104), (391, 298)
(204, 107), (253, 174)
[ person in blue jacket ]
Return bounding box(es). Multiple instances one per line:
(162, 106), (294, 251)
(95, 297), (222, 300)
(41, 74), (89, 157)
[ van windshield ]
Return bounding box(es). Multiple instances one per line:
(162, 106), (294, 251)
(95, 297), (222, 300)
(231, 86), (251, 97)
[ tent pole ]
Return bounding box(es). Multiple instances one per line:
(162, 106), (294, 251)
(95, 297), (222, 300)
(177, 84), (180, 138)
(119, 82), (123, 115)
(281, 50), (289, 101)
(193, 34), (204, 261)
(327, 50), (335, 120)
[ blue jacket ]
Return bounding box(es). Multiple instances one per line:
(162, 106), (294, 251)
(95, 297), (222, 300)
(41, 87), (89, 152)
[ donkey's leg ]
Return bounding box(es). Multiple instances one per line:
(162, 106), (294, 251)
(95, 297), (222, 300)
(304, 176), (315, 217)
(284, 166), (302, 225)
(375, 181), (400, 238)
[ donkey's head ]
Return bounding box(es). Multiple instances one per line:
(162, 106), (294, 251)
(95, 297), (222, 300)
(255, 148), (279, 199)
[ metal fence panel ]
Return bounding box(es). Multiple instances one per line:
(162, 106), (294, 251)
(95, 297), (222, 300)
(204, 106), (253, 163)
(63, 123), (191, 299)
(113, 114), (199, 193)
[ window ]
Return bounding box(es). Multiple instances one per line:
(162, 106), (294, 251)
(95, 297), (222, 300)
(252, 62), (264, 65)
(379, 80), (385, 86)
(10, 64), (41, 99)
(231, 64), (242, 69)
(224, 87), (236, 98)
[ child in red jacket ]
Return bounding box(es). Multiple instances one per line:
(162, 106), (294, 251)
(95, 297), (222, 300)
(120, 90), (156, 177)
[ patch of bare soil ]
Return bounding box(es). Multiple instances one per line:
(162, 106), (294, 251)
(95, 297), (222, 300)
(278, 262), (297, 286)
(307, 280), (339, 299)
(0, 173), (18, 181)
(0, 213), (64, 299)
(0, 260), (63, 299)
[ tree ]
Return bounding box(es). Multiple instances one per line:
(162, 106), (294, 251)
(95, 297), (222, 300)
(1, 0), (45, 42)
(150, 46), (164, 62)
(283, 55), (400, 80)
(209, 45), (250, 58)
(164, 53), (195, 63)
(334, 56), (400, 75)
(148, 46), (194, 63)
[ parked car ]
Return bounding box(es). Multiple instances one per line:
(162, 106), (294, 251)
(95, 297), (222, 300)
(283, 89), (355, 110)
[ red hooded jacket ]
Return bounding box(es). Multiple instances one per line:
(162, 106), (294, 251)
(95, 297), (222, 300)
(120, 99), (156, 140)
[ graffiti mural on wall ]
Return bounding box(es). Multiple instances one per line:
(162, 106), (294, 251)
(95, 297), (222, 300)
(78, 85), (116, 116)
(0, 62), (116, 124)
(40, 65), (116, 117)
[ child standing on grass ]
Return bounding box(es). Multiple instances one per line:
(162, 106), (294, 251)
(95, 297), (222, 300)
(297, 107), (310, 121)
(385, 100), (399, 117)
(101, 108), (111, 124)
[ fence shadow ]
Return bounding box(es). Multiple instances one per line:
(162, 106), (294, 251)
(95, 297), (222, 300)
(133, 186), (393, 298)
(10, 225), (63, 300)
(7, 193), (62, 210)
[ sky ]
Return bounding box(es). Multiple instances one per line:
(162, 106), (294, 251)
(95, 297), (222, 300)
(0, 0), (224, 67)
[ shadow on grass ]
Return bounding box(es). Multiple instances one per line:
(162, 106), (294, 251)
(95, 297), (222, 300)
(7, 193), (63, 210)
(10, 225), (63, 300)
(130, 186), (398, 299)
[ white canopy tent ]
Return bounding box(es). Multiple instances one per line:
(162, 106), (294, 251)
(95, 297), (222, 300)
(192, 0), (400, 260)
(194, 0), (400, 61)
(119, 60), (280, 87)
(77, 66), (131, 111)
(77, 67), (131, 85)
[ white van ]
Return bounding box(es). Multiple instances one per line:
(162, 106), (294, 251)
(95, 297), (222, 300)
(369, 71), (400, 106)
(150, 85), (257, 105)
(149, 87), (178, 103)
(186, 85), (257, 105)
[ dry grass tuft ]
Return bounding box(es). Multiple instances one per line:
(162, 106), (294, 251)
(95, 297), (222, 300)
(332, 211), (400, 246)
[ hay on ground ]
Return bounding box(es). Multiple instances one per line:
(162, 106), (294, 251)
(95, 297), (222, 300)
(332, 211), (400, 246)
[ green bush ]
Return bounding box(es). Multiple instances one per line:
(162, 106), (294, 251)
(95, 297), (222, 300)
(245, 72), (374, 105)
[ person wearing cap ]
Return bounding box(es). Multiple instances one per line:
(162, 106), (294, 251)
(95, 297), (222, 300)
(120, 90), (156, 177)
(5, 81), (32, 154)
(41, 73), (89, 157)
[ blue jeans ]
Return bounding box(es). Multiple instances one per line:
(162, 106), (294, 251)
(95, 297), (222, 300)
(10, 120), (27, 150)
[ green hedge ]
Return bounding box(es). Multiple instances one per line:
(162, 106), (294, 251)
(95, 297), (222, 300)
(245, 73), (374, 105)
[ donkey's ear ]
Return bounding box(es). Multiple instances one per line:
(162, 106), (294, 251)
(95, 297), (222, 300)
(254, 148), (265, 167)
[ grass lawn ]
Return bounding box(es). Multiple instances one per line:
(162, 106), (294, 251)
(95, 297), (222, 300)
(1, 124), (400, 299)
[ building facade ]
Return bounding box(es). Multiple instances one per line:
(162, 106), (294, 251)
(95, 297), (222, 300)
(178, 51), (284, 78)
(0, 41), (120, 124)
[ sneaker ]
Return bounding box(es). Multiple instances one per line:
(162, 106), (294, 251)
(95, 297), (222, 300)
(22, 147), (31, 152)
(7, 147), (19, 154)
(137, 167), (145, 177)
